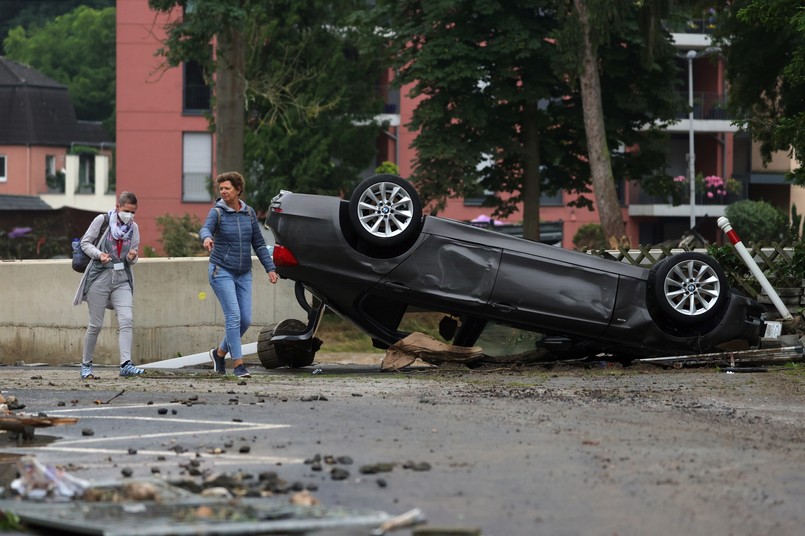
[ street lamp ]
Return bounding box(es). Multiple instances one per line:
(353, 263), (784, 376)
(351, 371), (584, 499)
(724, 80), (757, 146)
(686, 49), (697, 230)
(684, 47), (721, 230)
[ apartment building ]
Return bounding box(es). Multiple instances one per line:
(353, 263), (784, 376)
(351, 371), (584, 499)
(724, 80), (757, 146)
(9, 2), (793, 254)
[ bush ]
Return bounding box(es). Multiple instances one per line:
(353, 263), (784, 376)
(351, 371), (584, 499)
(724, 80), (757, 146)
(156, 213), (207, 257)
(573, 223), (607, 251)
(724, 200), (788, 244)
(374, 161), (400, 175)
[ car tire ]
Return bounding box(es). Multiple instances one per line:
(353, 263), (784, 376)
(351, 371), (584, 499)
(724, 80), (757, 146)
(257, 319), (320, 369)
(649, 252), (729, 325)
(349, 174), (422, 246)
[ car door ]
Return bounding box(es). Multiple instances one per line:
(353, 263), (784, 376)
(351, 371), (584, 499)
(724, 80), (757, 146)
(372, 234), (502, 316)
(489, 246), (619, 337)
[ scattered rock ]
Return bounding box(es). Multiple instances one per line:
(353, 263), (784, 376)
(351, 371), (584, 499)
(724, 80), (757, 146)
(330, 467), (350, 481)
(360, 463), (395, 474)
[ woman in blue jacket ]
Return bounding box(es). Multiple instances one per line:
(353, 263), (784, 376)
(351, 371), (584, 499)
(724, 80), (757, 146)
(200, 171), (279, 377)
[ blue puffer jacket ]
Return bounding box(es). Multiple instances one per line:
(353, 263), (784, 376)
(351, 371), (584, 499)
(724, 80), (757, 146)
(199, 199), (276, 275)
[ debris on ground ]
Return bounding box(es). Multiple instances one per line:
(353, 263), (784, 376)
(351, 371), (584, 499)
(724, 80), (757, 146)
(0, 413), (78, 441)
(382, 314), (805, 372)
(382, 332), (483, 370)
(0, 455), (409, 535)
(9, 455), (89, 499)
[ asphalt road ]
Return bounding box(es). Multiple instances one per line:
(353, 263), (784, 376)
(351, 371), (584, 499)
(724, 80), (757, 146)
(1, 357), (804, 536)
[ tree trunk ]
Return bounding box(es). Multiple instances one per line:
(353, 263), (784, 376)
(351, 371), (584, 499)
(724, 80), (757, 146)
(573, 0), (625, 249)
(215, 28), (246, 175)
(521, 102), (542, 242)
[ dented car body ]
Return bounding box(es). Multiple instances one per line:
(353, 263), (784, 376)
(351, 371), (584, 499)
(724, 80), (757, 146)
(260, 175), (765, 366)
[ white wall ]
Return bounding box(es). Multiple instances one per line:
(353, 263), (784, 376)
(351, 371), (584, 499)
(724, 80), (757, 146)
(0, 257), (302, 365)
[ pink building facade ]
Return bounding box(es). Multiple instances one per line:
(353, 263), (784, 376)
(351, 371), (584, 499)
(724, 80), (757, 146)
(117, 0), (213, 253)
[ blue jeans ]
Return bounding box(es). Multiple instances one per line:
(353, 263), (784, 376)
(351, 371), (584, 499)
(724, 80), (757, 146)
(208, 264), (252, 359)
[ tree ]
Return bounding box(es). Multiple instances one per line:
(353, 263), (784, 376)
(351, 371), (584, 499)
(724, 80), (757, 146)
(554, 0), (677, 247)
(148, 0), (387, 205)
(3, 5), (116, 129)
(0, 0), (114, 55)
(717, 0), (805, 184)
(374, 0), (681, 242)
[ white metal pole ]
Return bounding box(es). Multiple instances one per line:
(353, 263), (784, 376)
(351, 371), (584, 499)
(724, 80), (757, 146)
(687, 50), (697, 230)
(718, 216), (792, 320)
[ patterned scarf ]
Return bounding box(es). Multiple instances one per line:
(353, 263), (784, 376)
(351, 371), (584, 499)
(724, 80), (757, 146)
(108, 210), (133, 240)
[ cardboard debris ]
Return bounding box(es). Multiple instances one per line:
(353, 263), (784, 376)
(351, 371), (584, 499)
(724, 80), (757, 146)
(381, 333), (483, 371)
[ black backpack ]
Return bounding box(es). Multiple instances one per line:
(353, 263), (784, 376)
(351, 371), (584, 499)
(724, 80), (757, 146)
(72, 214), (110, 273)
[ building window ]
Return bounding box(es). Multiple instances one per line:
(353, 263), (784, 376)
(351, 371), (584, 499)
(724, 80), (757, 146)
(183, 132), (212, 202)
(184, 61), (211, 113)
(45, 155), (56, 176)
(540, 190), (563, 206)
(45, 155), (65, 192)
(0, 155), (6, 182)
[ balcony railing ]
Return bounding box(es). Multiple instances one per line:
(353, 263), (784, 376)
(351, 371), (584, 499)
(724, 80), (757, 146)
(628, 175), (749, 207)
(676, 92), (732, 120)
(663, 9), (719, 34)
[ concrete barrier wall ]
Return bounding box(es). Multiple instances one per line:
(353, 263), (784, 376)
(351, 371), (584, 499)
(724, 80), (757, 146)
(0, 257), (302, 366)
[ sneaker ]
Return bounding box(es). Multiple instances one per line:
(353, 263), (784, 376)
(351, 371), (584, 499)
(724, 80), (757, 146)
(120, 362), (145, 377)
(233, 364), (251, 378)
(210, 348), (226, 375)
(81, 363), (94, 379)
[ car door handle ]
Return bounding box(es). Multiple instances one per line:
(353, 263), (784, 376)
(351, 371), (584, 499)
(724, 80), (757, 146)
(383, 281), (410, 292)
(491, 302), (517, 313)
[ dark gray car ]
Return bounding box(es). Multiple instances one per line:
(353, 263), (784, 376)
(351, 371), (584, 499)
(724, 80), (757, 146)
(259, 174), (765, 367)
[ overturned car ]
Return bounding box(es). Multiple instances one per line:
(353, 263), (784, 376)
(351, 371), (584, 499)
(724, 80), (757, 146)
(258, 174), (765, 367)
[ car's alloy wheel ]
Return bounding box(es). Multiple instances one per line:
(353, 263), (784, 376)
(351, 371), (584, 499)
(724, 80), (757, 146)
(257, 319), (319, 369)
(649, 252), (729, 325)
(349, 174), (422, 246)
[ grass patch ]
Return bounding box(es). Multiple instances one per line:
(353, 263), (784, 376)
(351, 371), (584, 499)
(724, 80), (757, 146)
(314, 311), (445, 353)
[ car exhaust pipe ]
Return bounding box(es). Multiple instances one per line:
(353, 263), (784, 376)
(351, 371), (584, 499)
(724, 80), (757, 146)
(717, 216), (792, 321)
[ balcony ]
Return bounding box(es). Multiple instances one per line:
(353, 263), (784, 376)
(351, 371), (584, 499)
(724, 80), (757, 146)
(667, 92), (738, 134)
(627, 175), (749, 218)
(664, 8), (719, 35)
(676, 92), (732, 120)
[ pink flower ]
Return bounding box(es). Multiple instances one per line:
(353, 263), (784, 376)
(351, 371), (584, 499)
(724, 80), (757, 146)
(674, 175), (687, 183)
(707, 192), (714, 198)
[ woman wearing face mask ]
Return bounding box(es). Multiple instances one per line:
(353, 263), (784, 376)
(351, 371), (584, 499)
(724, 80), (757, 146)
(73, 191), (144, 379)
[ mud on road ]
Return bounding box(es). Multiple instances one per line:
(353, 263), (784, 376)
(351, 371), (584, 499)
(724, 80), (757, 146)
(1, 357), (804, 536)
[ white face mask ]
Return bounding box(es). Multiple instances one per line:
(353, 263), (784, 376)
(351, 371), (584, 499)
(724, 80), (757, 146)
(118, 211), (134, 224)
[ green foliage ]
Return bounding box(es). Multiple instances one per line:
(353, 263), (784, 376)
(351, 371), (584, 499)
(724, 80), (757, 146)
(69, 145), (100, 155)
(724, 200), (789, 244)
(0, 0), (114, 55)
(0, 218), (71, 260)
(716, 0), (805, 184)
(155, 213), (207, 258)
(372, 0), (682, 220)
(375, 161), (400, 175)
(3, 5), (116, 130)
(149, 0), (388, 210)
(573, 223), (608, 251)
(0, 510), (22, 531)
